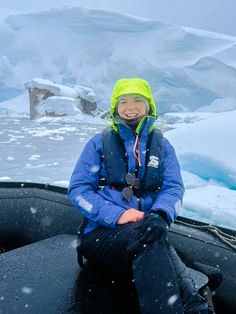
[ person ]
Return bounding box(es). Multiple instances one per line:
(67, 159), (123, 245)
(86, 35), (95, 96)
(67, 78), (212, 313)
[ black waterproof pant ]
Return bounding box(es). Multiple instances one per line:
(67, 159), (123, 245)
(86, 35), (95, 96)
(80, 220), (209, 314)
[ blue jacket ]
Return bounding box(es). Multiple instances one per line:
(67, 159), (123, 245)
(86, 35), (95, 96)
(67, 116), (184, 234)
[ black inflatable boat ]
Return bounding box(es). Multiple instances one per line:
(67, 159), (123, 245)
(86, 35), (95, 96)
(0, 182), (236, 314)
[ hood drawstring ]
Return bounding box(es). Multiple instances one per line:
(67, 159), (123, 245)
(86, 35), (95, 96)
(133, 134), (141, 167)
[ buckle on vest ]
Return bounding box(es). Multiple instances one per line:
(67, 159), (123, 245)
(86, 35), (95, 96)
(122, 186), (133, 202)
(122, 173), (141, 202)
(125, 173), (140, 189)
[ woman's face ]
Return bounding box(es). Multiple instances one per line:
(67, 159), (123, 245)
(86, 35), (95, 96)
(117, 95), (147, 120)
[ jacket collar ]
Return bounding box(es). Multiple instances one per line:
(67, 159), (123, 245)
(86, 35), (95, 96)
(116, 115), (156, 140)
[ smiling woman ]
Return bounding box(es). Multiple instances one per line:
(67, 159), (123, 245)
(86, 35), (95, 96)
(67, 78), (215, 313)
(117, 94), (149, 121)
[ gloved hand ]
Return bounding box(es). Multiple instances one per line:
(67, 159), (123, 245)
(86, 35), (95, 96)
(139, 212), (168, 244)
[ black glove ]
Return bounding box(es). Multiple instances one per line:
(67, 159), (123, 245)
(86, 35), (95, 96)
(139, 212), (168, 244)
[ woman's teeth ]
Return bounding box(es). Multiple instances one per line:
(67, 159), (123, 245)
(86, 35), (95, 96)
(126, 113), (138, 117)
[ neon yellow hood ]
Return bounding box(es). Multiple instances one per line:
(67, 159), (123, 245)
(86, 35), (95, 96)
(110, 78), (157, 124)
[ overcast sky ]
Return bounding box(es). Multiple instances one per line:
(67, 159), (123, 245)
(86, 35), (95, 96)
(1, 0), (236, 36)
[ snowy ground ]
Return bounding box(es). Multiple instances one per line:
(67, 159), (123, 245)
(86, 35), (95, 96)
(0, 113), (105, 185)
(0, 111), (235, 231)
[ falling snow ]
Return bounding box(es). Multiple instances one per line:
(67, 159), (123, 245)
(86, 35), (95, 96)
(90, 165), (100, 173)
(30, 207), (37, 214)
(70, 238), (81, 249)
(167, 294), (178, 306)
(76, 195), (93, 213)
(21, 287), (33, 294)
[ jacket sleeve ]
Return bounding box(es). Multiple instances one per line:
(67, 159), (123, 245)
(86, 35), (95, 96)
(150, 137), (185, 225)
(67, 135), (126, 228)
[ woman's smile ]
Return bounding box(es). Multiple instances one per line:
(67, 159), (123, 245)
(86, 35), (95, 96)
(117, 95), (148, 120)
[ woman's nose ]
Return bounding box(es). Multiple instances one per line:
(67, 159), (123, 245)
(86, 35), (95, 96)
(126, 101), (136, 109)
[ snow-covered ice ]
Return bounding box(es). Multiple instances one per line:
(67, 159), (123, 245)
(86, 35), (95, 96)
(0, 5), (236, 114)
(164, 109), (236, 230)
